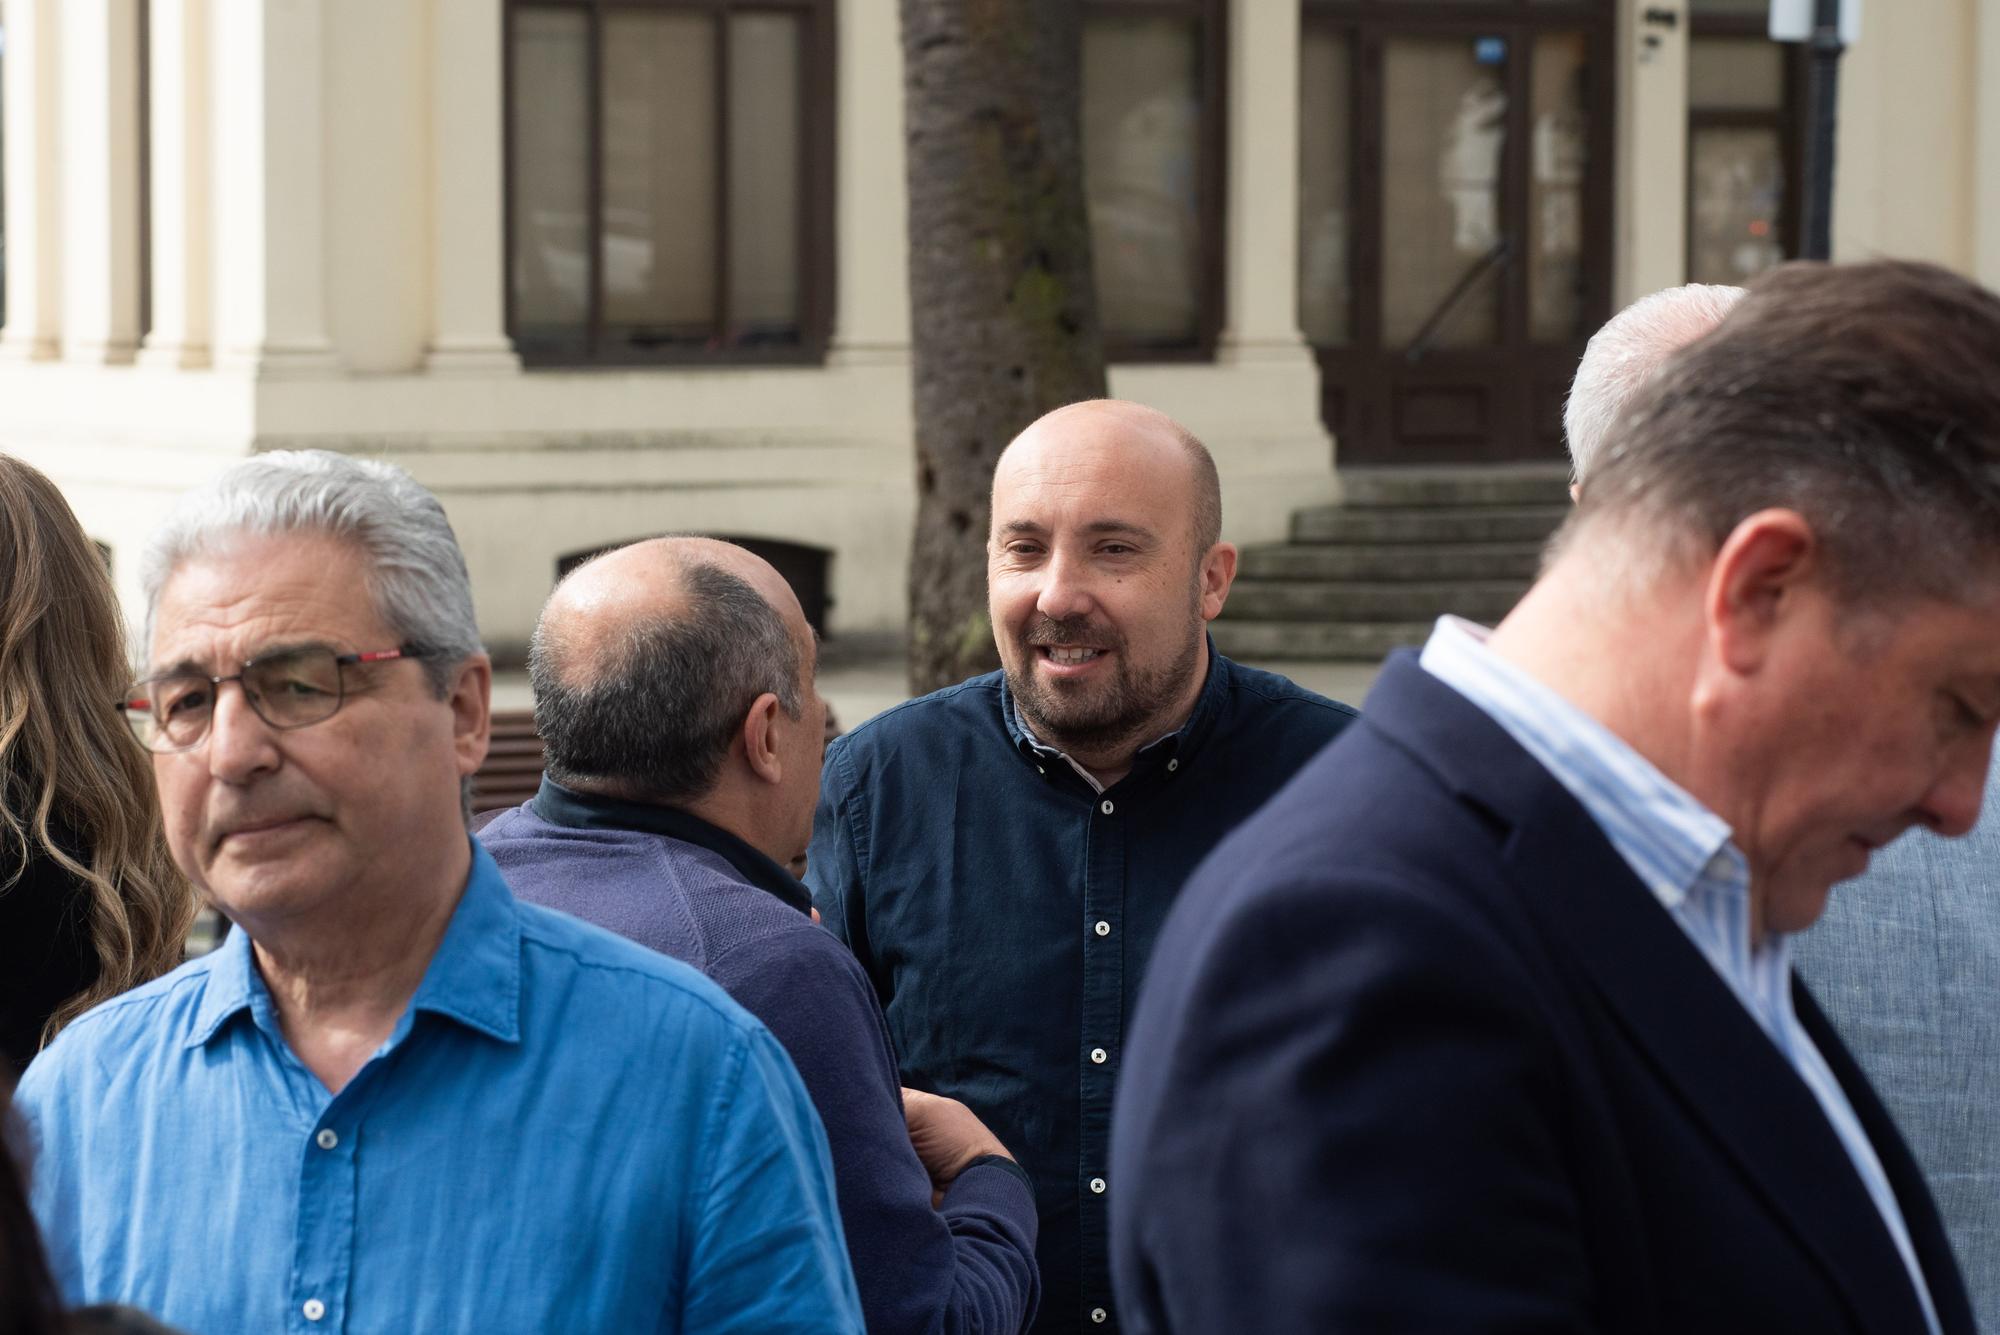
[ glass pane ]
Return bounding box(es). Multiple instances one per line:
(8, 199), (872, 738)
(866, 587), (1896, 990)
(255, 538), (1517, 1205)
(1528, 32), (1589, 344)
(1083, 16), (1202, 347)
(1689, 126), (1787, 284)
(1690, 37), (1784, 111)
(1298, 28), (1351, 347)
(601, 12), (717, 343)
(1382, 35), (1507, 349)
(510, 9), (590, 331)
(727, 12), (802, 342)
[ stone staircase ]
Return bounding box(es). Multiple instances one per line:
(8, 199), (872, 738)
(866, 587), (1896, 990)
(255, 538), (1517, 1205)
(1214, 464), (1571, 661)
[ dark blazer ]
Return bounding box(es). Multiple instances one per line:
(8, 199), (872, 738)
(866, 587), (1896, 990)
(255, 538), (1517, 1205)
(1110, 653), (1974, 1335)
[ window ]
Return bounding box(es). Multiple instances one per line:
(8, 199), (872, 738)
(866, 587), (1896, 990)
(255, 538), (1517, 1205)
(506, 0), (834, 365)
(1082, 0), (1225, 361)
(1687, 4), (1803, 284)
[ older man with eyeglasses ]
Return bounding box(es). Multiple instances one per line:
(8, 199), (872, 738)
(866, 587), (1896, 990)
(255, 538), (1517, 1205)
(15, 451), (863, 1334)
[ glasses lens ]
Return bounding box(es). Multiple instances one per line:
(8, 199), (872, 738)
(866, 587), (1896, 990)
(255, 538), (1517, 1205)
(127, 675), (214, 752)
(243, 647), (344, 730)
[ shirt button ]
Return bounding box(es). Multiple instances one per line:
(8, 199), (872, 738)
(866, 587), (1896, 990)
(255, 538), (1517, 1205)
(1091, 1047), (1107, 1064)
(1091, 1307), (1108, 1323)
(1037, 766), (1046, 775)
(1090, 1176), (1106, 1194)
(315, 1128), (338, 1150)
(1094, 920), (1110, 937)
(303, 1299), (326, 1322)
(1100, 799), (1114, 815)
(1167, 758), (1179, 772)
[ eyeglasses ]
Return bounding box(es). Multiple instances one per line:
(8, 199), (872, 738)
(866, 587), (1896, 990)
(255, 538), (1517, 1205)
(119, 644), (431, 754)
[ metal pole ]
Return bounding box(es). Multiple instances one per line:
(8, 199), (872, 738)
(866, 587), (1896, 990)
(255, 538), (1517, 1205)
(1798, 0), (1846, 260)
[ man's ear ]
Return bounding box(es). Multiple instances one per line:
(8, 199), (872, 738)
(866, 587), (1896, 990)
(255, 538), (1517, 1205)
(1706, 509), (1816, 676)
(450, 654), (493, 777)
(740, 692), (785, 786)
(1199, 542), (1239, 622)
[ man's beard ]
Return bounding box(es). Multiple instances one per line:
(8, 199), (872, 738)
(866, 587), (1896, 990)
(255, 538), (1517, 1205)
(1005, 604), (1205, 757)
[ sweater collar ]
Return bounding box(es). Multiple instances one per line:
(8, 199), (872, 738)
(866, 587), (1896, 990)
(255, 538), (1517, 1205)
(529, 776), (813, 916)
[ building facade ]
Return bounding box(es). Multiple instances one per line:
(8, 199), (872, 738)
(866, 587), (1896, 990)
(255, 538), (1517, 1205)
(3, 0), (1998, 656)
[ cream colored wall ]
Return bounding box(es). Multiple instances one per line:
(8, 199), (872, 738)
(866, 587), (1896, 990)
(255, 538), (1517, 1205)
(325, 0), (429, 372)
(1614, 0), (1689, 306)
(8, 0), (1996, 659)
(1974, 0), (2000, 287)
(1832, 0), (1978, 269)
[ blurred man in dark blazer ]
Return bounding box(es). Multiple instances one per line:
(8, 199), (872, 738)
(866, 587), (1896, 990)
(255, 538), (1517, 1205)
(1565, 280), (2000, 1332)
(1111, 261), (2000, 1334)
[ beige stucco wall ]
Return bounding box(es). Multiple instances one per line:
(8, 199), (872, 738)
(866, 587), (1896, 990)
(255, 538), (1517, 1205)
(4, 0), (1993, 655)
(1832, 0), (1978, 269)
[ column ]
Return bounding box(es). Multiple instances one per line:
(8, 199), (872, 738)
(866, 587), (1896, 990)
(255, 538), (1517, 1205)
(210, 0), (337, 375)
(1613, 0), (1688, 305)
(828, 0), (910, 361)
(1216, 0), (1311, 361)
(61, 0), (144, 364)
(424, 0), (518, 374)
(139, 0), (211, 368)
(1974, 0), (2000, 288)
(0, 0), (61, 359)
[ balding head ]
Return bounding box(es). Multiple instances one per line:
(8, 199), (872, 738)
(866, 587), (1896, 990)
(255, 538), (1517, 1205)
(986, 399), (1239, 778)
(1566, 284), (1745, 487)
(530, 537), (810, 806)
(996, 400), (1223, 554)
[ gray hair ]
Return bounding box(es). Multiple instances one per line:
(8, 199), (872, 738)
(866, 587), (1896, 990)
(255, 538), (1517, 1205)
(1571, 260), (2000, 608)
(530, 555), (803, 805)
(1565, 284), (1745, 485)
(141, 450), (482, 695)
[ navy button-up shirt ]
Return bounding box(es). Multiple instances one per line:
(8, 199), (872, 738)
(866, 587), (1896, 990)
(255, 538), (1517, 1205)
(807, 645), (1356, 1332)
(18, 841), (863, 1334)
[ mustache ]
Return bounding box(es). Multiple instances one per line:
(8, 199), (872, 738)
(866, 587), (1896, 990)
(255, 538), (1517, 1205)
(1023, 616), (1123, 651)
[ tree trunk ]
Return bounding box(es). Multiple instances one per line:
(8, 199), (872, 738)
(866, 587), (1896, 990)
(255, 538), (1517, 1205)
(901, 0), (1108, 695)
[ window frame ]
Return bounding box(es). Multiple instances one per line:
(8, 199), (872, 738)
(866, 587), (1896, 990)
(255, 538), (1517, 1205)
(1684, 9), (1808, 282)
(1082, 0), (1228, 364)
(502, 0), (837, 369)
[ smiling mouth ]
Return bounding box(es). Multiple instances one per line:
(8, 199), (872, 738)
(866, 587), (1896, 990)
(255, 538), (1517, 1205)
(1040, 646), (1104, 666)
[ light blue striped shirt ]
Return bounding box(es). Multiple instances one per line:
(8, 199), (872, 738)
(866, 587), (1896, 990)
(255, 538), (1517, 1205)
(1421, 616), (1941, 1335)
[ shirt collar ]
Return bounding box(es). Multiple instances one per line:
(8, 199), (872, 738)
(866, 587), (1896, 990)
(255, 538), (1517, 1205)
(1000, 633), (1229, 778)
(530, 776), (814, 917)
(185, 839), (525, 1050)
(1419, 615), (1742, 913)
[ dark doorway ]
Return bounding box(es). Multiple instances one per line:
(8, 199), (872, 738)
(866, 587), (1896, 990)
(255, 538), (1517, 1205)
(1300, 1), (1615, 465)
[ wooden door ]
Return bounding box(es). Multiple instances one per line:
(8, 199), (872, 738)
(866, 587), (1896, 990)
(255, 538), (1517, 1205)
(1301, 2), (1614, 465)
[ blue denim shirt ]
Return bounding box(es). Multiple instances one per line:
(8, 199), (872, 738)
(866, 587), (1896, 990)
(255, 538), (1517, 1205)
(807, 645), (1357, 1332)
(17, 841), (863, 1334)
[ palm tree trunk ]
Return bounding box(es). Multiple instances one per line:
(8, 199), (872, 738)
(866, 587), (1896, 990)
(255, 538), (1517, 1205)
(901, 0), (1108, 695)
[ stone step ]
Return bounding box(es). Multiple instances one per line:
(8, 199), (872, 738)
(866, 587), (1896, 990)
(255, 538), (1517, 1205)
(1293, 503), (1568, 546)
(1339, 463), (1573, 509)
(1237, 541), (1543, 583)
(1226, 578), (1527, 623)
(1212, 619), (1434, 661)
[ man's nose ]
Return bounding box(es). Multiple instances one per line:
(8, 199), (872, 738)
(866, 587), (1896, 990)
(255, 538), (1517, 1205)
(205, 683), (283, 783)
(1035, 549), (1094, 622)
(1921, 740), (1993, 838)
